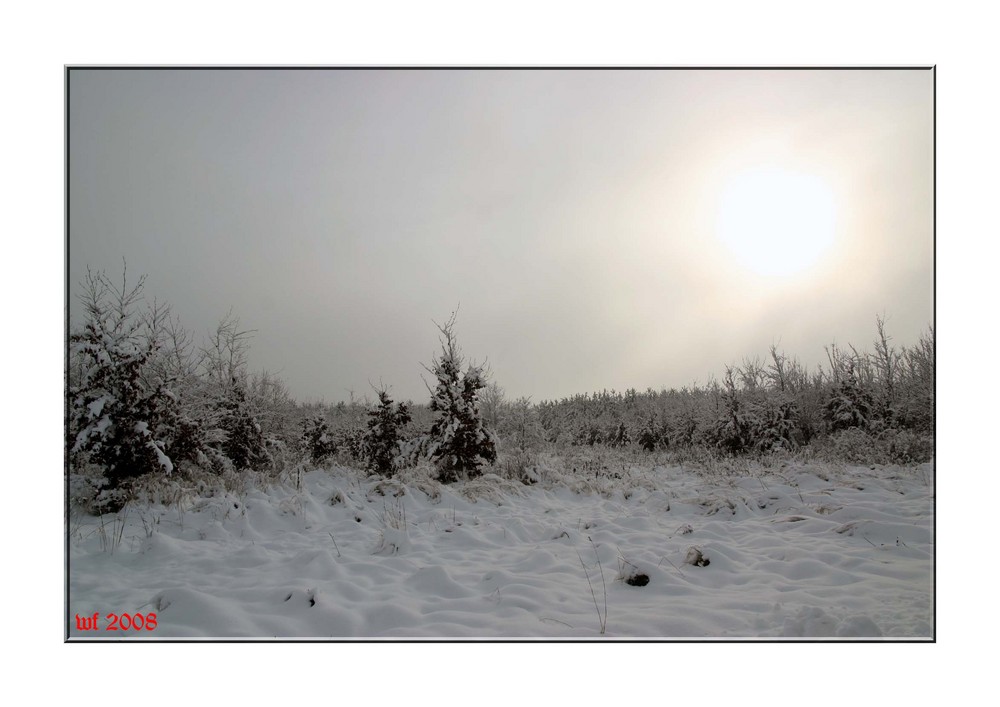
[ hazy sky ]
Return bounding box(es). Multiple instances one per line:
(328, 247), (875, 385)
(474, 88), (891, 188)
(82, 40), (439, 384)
(68, 68), (933, 404)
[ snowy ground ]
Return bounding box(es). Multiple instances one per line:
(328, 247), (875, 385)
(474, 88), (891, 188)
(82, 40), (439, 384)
(67, 459), (933, 639)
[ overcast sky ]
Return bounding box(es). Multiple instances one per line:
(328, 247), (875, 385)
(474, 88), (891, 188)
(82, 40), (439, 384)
(68, 68), (933, 404)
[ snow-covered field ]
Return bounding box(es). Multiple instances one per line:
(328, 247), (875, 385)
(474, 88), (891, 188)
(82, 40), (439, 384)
(67, 460), (933, 639)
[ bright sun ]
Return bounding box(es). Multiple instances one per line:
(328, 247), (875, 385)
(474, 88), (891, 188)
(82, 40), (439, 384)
(716, 167), (837, 277)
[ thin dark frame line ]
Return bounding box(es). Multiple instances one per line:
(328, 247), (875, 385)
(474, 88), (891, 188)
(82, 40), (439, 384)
(931, 64), (937, 643)
(65, 66), (72, 642)
(64, 65), (935, 72)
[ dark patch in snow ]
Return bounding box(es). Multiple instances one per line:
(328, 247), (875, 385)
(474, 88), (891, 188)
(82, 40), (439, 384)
(834, 522), (860, 535)
(684, 547), (710, 567)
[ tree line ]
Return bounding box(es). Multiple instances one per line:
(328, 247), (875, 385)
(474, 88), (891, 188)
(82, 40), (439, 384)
(532, 319), (933, 465)
(67, 265), (933, 511)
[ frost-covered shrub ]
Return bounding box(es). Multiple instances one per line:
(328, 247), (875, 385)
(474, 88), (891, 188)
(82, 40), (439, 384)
(811, 426), (932, 467)
(792, 384), (826, 444)
(879, 428), (934, 465)
(363, 390), (412, 476)
(575, 423), (604, 447)
(495, 396), (546, 453)
(496, 449), (541, 485)
(68, 467), (127, 514)
(261, 437), (289, 472)
(711, 412), (752, 455)
(425, 314), (497, 483)
(395, 434), (432, 469)
(825, 370), (873, 432)
(161, 411), (209, 470)
(667, 408), (702, 448)
(824, 428), (881, 464)
(637, 416), (669, 451)
(300, 416), (337, 464)
(606, 421), (632, 448)
(709, 369), (754, 455)
(215, 382), (268, 471)
(709, 377), (801, 455)
(749, 399), (800, 453)
(334, 427), (367, 464)
(895, 328), (934, 434)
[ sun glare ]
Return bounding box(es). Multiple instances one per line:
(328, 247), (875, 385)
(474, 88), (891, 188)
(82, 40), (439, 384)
(716, 167), (837, 277)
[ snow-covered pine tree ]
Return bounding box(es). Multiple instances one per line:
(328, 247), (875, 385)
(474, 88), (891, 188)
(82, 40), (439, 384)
(749, 396), (800, 452)
(363, 389), (412, 475)
(215, 378), (269, 470)
(425, 314), (497, 483)
(300, 415), (338, 464)
(825, 364), (873, 432)
(711, 367), (753, 455)
(68, 267), (179, 505)
(637, 415), (668, 451)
